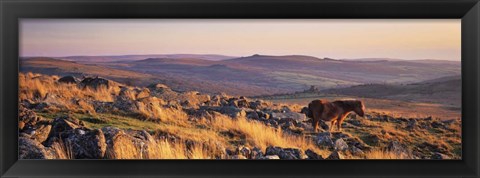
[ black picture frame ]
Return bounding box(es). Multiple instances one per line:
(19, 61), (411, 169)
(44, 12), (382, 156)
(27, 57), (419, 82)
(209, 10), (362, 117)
(1, 0), (479, 177)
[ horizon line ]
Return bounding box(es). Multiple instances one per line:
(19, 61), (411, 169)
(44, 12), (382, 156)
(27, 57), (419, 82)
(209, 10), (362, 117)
(19, 53), (461, 62)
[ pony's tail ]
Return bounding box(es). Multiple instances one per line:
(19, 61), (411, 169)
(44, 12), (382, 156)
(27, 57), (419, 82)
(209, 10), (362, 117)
(306, 103), (313, 118)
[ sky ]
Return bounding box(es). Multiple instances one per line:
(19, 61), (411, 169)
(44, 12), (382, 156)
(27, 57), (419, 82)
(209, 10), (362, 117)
(20, 19), (461, 61)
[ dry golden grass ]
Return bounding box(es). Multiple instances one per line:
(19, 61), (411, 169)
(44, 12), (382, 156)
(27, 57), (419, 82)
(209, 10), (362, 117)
(157, 125), (225, 145)
(136, 98), (187, 124)
(19, 72), (119, 112)
(146, 140), (189, 159)
(147, 140), (213, 159)
(77, 100), (96, 114)
(364, 149), (412, 159)
(94, 113), (329, 159)
(104, 138), (212, 159)
(49, 139), (74, 159)
(211, 115), (328, 156)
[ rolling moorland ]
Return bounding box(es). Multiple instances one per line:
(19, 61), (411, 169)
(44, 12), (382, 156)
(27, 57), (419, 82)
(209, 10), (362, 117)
(21, 54), (460, 96)
(18, 54), (461, 159)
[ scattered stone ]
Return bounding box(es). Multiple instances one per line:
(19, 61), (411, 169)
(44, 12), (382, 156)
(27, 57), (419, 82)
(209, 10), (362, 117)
(326, 151), (344, 160)
(431, 121), (446, 129)
(347, 119), (363, 127)
(334, 138), (349, 151)
(33, 102), (49, 110)
(341, 122), (356, 129)
(271, 111), (307, 124)
(246, 111), (260, 120)
(113, 91), (138, 114)
(102, 127), (141, 159)
(397, 117), (409, 123)
(249, 100), (269, 110)
(178, 91), (211, 107)
(19, 137), (52, 159)
(265, 146), (283, 156)
(230, 155), (247, 159)
(255, 111), (269, 119)
(381, 130), (387, 135)
(350, 146), (365, 157)
(237, 99), (249, 108)
(431, 152), (451, 159)
(19, 107), (42, 130)
(418, 142), (449, 154)
(269, 120), (279, 127)
(281, 121), (294, 128)
(305, 149), (323, 159)
(316, 132), (334, 147)
(237, 146), (251, 159)
(148, 83), (169, 89)
(45, 116), (83, 146)
(30, 123), (52, 143)
(263, 155), (280, 159)
(200, 106), (248, 118)
(406, 119), (417, 131)
(79, 77), (109, 90)
(364, 134), (381, 146)
(441, 119), (458, 125)
(282, 148), (306, 159)
(64, 128), (107, 159)
(387, 141), (409, 157)
(286, 125), (305, 135)
(92, 101), (115, 113)
(58, 76), (78, 84)
(265, 146), (304, 159)
(105, 127), (159, 159)
(250, 147), (264, 159)
(136, 88), (151, 99)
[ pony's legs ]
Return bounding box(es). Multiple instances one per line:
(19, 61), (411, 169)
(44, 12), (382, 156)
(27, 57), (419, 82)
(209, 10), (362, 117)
(314, 120), (320, 132)
(336, 114), (349, 132)
(312, 112), (320, 132)
(336, 119), (342, 132)
(329, 120), (336, 132)
(312, 119), (319, 132)
(312, 118), (318, 132)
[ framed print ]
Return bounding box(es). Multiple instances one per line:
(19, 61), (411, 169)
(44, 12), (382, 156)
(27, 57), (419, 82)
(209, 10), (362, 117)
(17, 18), (462, 160)
(1, 0), (479, 177)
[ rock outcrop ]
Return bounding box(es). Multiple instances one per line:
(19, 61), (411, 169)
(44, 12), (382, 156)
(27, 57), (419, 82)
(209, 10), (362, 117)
(79, 77), (110, 90)
(58, 76), (78, 84)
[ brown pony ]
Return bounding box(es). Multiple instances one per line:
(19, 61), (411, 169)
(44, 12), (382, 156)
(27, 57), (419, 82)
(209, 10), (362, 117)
(307, 99), (365, 132)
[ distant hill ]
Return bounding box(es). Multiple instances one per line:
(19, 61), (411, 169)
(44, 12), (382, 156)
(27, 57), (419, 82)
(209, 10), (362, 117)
(56, 54), (237, 63)
(323, 75), (461, 107)
(19, 57), (158, 86)
(20, 57), (149, 78)
(131, 58), (217, 66)
(20, 55), (461, 97)
(220, 55), (460, 84)
(341, 58), (460, 63)
(19, 57), (289, 96)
